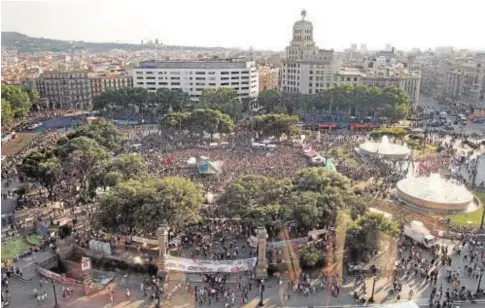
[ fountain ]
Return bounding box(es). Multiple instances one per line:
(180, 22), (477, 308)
(357, 135), (411, 159)
(396, 173), (474, 213)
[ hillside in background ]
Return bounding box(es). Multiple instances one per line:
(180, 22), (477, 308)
(1, 32), (231, 53)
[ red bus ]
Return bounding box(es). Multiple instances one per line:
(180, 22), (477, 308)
(319, 123), (337, 130)
(349, 123), (374, 131)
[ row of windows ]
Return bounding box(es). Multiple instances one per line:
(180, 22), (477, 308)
(136, 70), (250, 75)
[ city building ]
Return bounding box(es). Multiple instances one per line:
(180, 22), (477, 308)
(279, 10), (341, 95)
(36, 71), (91, 109)
(89, 73), (133, 97)
(132, 60), (259, 101)
(362, 72), (421, 108)
(258, 67), (279, 91)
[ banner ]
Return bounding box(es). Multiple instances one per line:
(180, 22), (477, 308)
(38, 267), (83, 286)
(131, 236), (158, 246)
(164, 256), (256, 273)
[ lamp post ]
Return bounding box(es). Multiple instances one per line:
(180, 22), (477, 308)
(369, 276), (377, 303)
(477, 271), (483, 293)
(52, 282), (60, 308)
(258, 279), (265, 306)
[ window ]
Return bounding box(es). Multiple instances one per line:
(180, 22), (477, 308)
(309, 83), (312, 87)
(231, 71), (239, 74)
(231, 76), (239, 80)
(196, 88), (203, 91)
(147, 82), (156, 85)
(209, 83), (216, 86)
(171, 77), (180, 80)
(158, 82), (168, 85)
(221, 77), (229, 80)
(309, 76), (313, 81)
(195, 77), (205, 80)
(146, 76), (156, 80)
(148, 87), (156, 91)
(171, 82), (180, 86)
(146, 71), (154, 75)
(136, 82), (144, 85)
(221, 82), (229, 86)
(195, 71), (206, 75)
(231, 82), (238, 85)
(241, 87), (249, 90)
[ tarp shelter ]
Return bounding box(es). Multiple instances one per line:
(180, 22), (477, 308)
(198, 161), (223, 175)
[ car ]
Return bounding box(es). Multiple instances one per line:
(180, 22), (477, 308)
(27, 123), (42, 130)
(454, 120), (459, 125)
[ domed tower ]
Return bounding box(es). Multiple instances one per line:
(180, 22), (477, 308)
(291, 10), (315, 47)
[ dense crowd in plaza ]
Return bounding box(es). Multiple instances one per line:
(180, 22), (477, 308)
(2, 108), (485, 307)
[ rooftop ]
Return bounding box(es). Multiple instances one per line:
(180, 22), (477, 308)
(137, 60), (253, 70)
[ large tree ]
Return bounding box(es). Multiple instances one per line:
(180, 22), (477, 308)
(59, 137), (109, 190)
(188, 108), (235, 136)
(1, 99), (14, 127)
(19, 148), (61, 198)
(1, 84), (31, 119)
(257, 90), (283, 113)
(251, 113), (299, 138)
(64, 119), (126, 152)
(89, 153), (148, 190)
(93, 177), (203, 234)
(198, 88), (242, 120)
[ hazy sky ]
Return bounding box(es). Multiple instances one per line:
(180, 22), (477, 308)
(2, 0), (484, 51)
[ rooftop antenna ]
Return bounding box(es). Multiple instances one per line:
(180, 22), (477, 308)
(301, 9), (307, 20)
(249, 46), (253, 61)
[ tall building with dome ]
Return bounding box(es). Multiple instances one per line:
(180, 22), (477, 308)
(279, 10), (341, 94)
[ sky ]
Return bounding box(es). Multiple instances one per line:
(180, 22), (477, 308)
(1, 0), (484, 51)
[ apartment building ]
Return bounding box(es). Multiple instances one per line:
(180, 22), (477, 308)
(89, 73), (133, 97)
(132, 60), (259, 101)
(279, 10), (341, 95)
(258, 67), (279, 91)
(362, 73), (421, 108)
(36, 71), (91, 109)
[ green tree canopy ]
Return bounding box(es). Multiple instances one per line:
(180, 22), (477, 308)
(93, 177), (203, 234)
(257, 90), (283, 113)
(1, 99), (14, 127)
(162, 112), (190, 129)
(65, 119), (126, 152)
(198, 88), (242, 120)
(251, 113), (299, 138)
(188, 108), (235, 135)
(19, 148), (61, 198)
(1, 84), (31, 119)
(299, 244), (324, 269)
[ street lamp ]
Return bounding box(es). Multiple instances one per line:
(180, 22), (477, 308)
(369, 276), (377, 303)
(258, 279), (265, 307)
(477, 271), (483, 293)
(52, 282), (60, 308)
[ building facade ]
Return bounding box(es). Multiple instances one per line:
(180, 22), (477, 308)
(132, 60), (258, 101)
(279, 10), (341, 95)
(362, 74), (421, 107)
(258, 67), (279, 91)
(89, 74), (133, 97)
(36, 71), (91, 109)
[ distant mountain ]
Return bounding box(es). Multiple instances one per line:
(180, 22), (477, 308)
(1, 32), (232, 53)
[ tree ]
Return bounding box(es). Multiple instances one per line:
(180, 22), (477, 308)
(162, 112), (190, 130)
(293, 167), (349, 192)
(345, 212), (399, 261)
(1, 85), (31, 119)
(188, 109), (235, 137)
(65, 119), (126, 152)
(59, 137), (109, 190)
(218, 175), (292, 227)
(19, 148), (61, 199)
(251, 114), (299, 138)
(93, 177), (203, 234)
(300, 245), (324, 269)
(1, 99), (13, 127)
(156, 88), (191, 112)
(198, 88), (242, 120)
(257, 90), (282, 113)
(89, 153), (148, 190)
